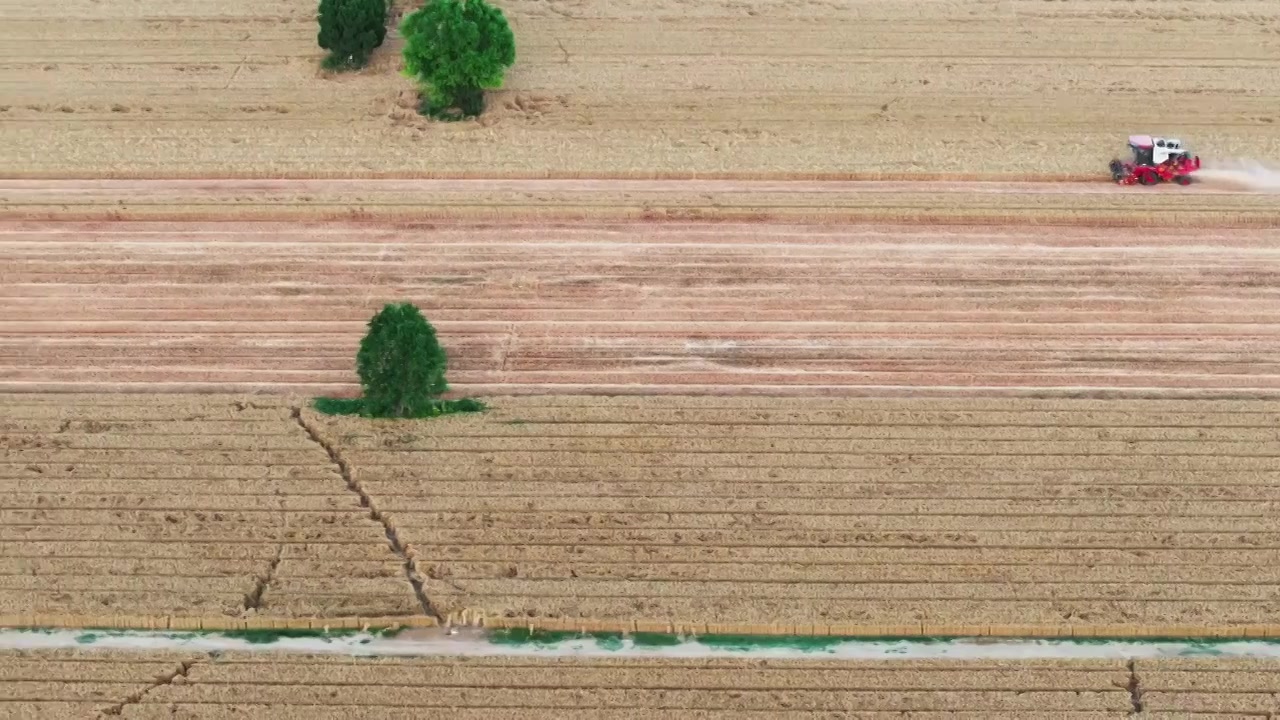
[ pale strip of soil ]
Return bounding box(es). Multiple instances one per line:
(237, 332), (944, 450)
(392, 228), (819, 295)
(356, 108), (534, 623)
(117, 709), (1125, 719)
(454, 595), (1275, 626)
(430, 578), (1280, 603)
(0, 526), (379, 543)
(0, 480), (359, 496)
(361, 465), (1280, 483)
(382, 496), (1278, 516)
(342, 423), (1280, 442)
(343, 450), (1280, 469)
(0, 590), (244, 617)
(422, 546), (1280, 568)
(364, 479), (1280, 500)
(404, 527), (1280, 550)
(473, 396), (1280, 411)
(337, 437), (1279, 456)
(0, 464), (327, 480)
(0, 542), (278, 561)
(0, 421), (298, 435)
(419, 561), (1280, 585)
(0, 434), (321, 450)
(0, 494), (378, 511)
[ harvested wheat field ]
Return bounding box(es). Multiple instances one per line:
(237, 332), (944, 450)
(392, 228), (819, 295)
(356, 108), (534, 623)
(0, 650), (1137, 719)
(1139, 659), (1280, 717)
(308, 395), (1280, 634)
(3, 0), (1280, 177)
(0, 649), (202, 718)
(0, 395), (420, 621)
(3, 179), (1279, 225)
(5, 217), (1280, 396)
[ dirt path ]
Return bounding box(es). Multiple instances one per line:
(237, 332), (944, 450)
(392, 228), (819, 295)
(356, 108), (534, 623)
(2, 178), (1276, 226)
(3, 212), (1279, 396)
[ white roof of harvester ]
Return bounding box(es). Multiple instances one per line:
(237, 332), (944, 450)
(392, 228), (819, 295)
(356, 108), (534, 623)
(1129, 135), (1154, 148)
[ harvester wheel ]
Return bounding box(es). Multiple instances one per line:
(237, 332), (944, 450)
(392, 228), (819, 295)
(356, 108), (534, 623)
(1175, 175), (1192, 186)
(1138, 171), (1159, 186)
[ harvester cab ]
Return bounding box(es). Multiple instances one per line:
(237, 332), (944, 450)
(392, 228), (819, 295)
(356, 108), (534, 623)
(1109, 135), (1200, 186)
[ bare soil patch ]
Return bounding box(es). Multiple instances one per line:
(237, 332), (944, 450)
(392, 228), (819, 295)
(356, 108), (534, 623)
(2, 0), (1279, 177)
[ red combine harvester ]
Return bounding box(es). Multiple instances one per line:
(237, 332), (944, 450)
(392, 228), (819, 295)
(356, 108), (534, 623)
(1109, 135), (1200, 186)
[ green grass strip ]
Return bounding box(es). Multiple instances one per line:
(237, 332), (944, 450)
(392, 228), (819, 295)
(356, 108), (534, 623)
(485, 628), (1280, 652)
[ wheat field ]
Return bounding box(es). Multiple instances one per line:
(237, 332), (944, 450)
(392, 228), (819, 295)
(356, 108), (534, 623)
(3, 650), (1279, 718)
(3, 0), (1280, 711)
(3, 0), (1279, 176)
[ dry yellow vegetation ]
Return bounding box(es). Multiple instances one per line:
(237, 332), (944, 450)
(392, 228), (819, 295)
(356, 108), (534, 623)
(8, 649), (1280, 718)
(0, 395), (419, 620)
(0, 650), (1137, 718)
(308, 395), (1280, 635)
(2, 0), (1279, 177)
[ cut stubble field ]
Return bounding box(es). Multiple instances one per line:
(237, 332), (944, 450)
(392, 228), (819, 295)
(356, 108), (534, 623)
(4, 0), (1280, 711)
(3, 650), (1280, 718)
(8, 392), (1279, 637)
(3, 0), (1280, 177)
(4, 213), (1280, 397)
(310, 395), (1280, 633)
(0, 395), (421, 623)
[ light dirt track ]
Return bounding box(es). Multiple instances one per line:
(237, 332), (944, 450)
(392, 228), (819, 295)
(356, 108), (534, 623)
(3, 0), (1279, 177)
(0, 650), (1138, 718)
(0, 395), (419, 620)
(309, 396), (1280, 633)
(3, 179), (1278, 226)
(4, 215), (1280, 396)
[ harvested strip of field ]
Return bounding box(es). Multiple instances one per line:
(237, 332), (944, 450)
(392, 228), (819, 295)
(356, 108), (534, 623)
(5, 219), (1280, 396)
(0, 649), (200, 717)
(308, 396), (1280, 630)
(2, 180), (1277, 226)
(0, 395), (417, 619)
(2, 0), (1278, 177)
(0, 650), (1131, 719)
(1137, 659), (1280, 717)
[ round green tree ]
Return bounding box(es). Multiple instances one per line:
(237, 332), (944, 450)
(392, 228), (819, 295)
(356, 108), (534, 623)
(317, 0), (388, 70)
(356, 302), (448, 418)
(399, 0), (516, 119)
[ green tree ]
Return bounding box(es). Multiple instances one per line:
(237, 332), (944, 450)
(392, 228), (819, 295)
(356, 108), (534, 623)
(314, 303), (485, 418)
(399, 0), (516, 119)
(317, 0), (388, 71)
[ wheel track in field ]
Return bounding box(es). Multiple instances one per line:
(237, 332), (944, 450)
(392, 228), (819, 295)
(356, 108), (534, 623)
(1, 178), (1277, 226)
(292, 407), (445, 623)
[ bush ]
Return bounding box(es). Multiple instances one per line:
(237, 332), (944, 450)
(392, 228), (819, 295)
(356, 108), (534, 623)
(313, 303), (486, 419)
(399, 0), (516, 119)
(317, 0), (388, 71)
